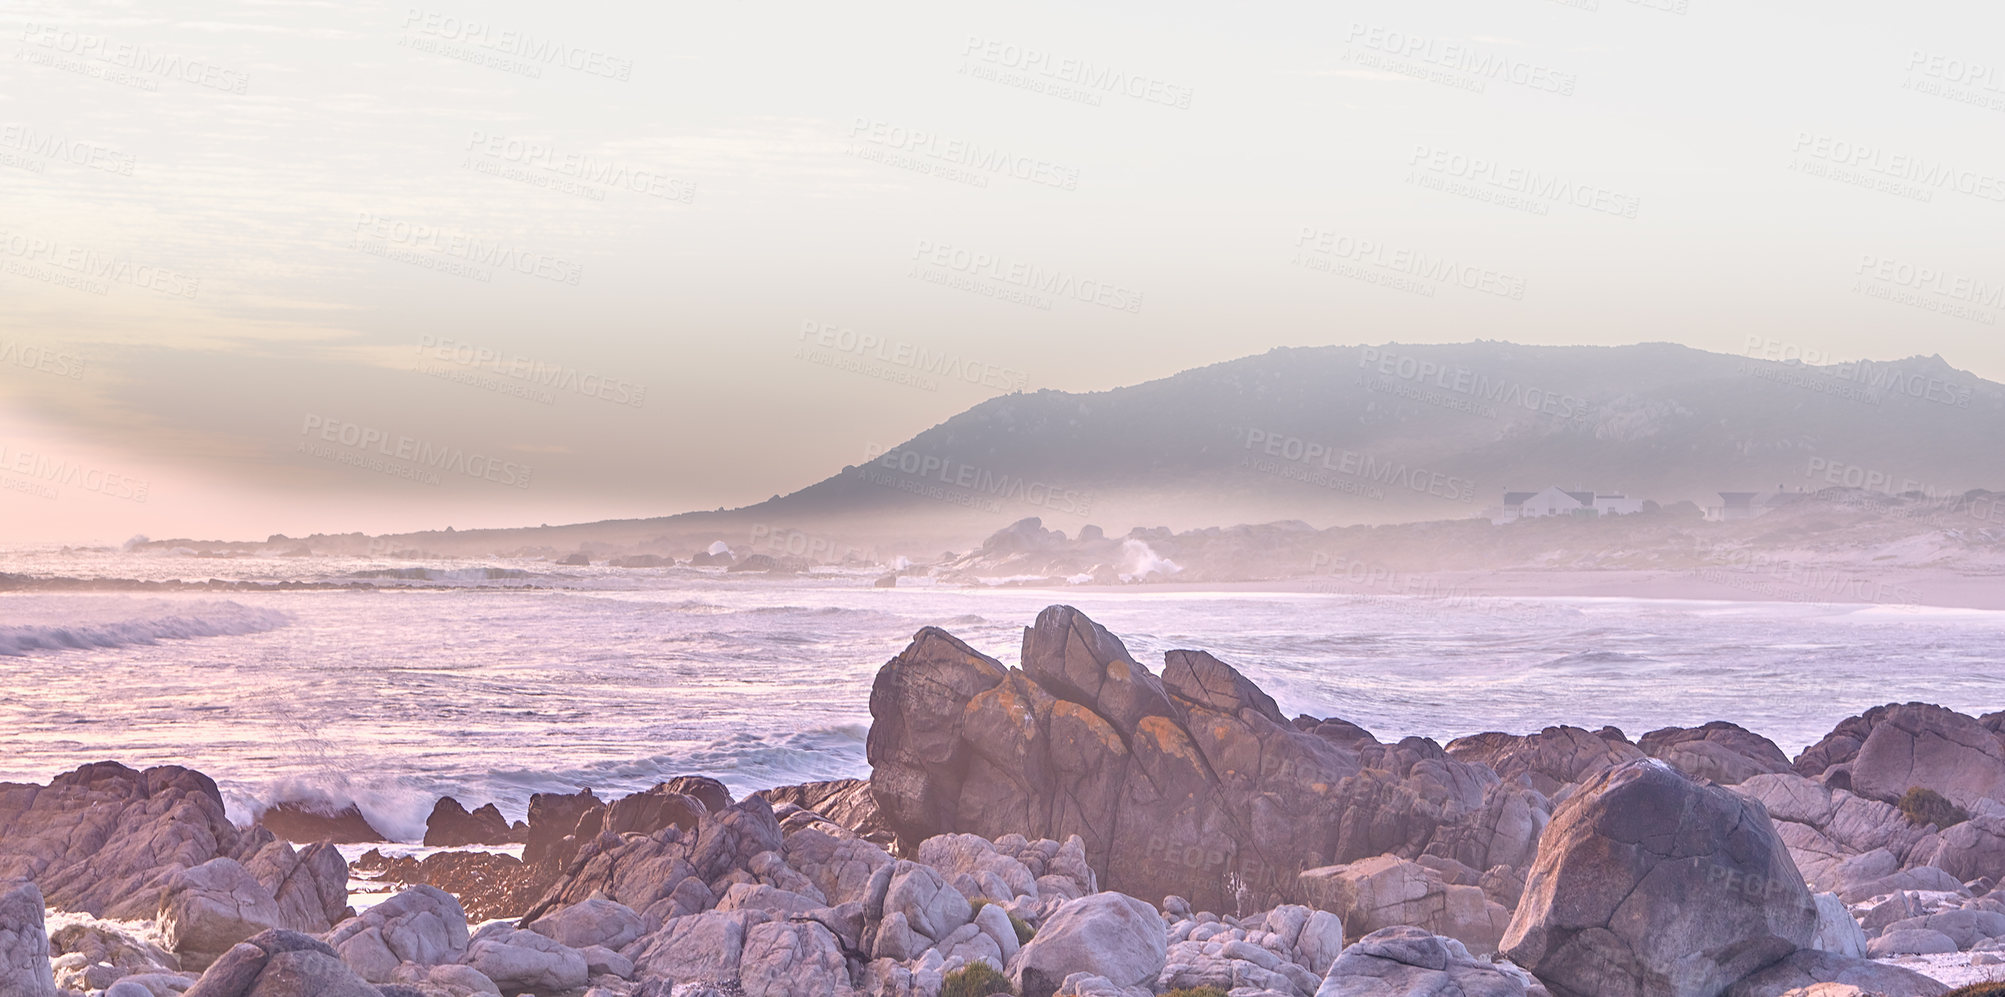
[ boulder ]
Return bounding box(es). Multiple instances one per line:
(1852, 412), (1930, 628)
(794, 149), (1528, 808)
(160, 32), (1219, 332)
(1501, 759), (1818, 997)
(324, 885), (469, 983)
(253, 800), (384, 844)
(520, 788), (602, 869)
(242, 840), (349, 934)
(1639, 722), (1794, 785)
(1722, 949), (1948, 996)
(783, 828), (894, 907)
(1313, 925), (1551, 997)
(462, 927), (588, 993)
(1297, 854), (1512, 955)
(526, 898), (645, 952)
(1867, 927), (1957, 956)
(755, 778), (891, 844)
(1796, 704), (2005, 810)
(630, 909), (767, 985)
(156, 859), (285, 970)
(1926, 814), (2005, 883)
(1881, 908), (2005, 949)
(737, 921), (850, 997)
(1012, 892), (1166, 997)
(180, 929), (379, 997)
(603, 785), (707, 838)
(0, 763), (269, 919)
(422, 798), (517, 847)
(1807, 893), (1867, 958)
(0, 880), (56, 997)
(866, 607), (1546, 912)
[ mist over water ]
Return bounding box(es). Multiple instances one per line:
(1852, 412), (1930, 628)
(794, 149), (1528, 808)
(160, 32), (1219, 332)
(2, 549), (2001, 842)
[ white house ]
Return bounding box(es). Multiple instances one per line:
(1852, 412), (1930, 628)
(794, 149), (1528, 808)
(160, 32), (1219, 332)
(1492, 487), (1648, 523)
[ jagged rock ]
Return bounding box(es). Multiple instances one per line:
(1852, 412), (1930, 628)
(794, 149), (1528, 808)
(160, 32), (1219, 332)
(1722, 949), (1948, 996)
(1446, 725), (1645, 798)
(1926, 814), (2005, 883)
(1313, 925), (1550, 997)
(423, 798), (517, 847)
(1011, 892), (1166, 997)
(1639, 722), (1794, 785)
(1, 880), (56, 997)
(866, 607), (1545, 912)
(1501, 759), (1818, 997)
(180, 929), (378, 997)
(737, 921), (850, 997)
(527, 898), (646, 952)
(463, 927), (588, 993)
(871, 861), (972, 958)
(1297, 853), (1511, 955)
(521, 788), (603, 869)
(1733, 774), (1938, 894)
(520, 796), (783, 924)
(604, 785), (707, 838)
(156, 859), (285, 970)
(1159, 903), (1338, 995)
(782, 828), (894, 908)
(917, 833), (1039, 902)
(324, 885), (469, 983)
(1795, 704), (2005, 809)
(1808, 892), (1868, 958)
(756, 779), (892, 844)
(660, 775), (733, 814)
(0, 763), (270, 919)
(254, 800), (385, 844)
(243, 840), (349, 934)
(630, 909), (768, 984)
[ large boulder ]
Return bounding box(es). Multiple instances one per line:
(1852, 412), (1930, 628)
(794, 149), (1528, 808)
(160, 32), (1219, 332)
(737, 920), (850, 997)
(0, 763), (270, 919)
(1297, 854), (1511, 955)
(1011, 892), (1166, 997)
(1795, 704), (2005, 809)
(630, 909), (768, 985)
(1639, 722), (1794, 786)
(156, 858), (285, 970)
(180, 929), (379, 997)
(243, 840), (349, 934)
(1721, 949), (1948, 997)
(462, 927), (587, 993)
(1501, 759), (1819, 997)
(324, 885), (469, 983)
(1925, 813), (2005, 883)
(1314, 925), (1551, 997)
(525, 898), (645, 951)
(866, 607), (1546, 912)
(0, 880), (56, 997)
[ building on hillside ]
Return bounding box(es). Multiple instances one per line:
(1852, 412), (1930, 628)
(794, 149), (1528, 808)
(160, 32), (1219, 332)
(1490, 486), (1649, 524)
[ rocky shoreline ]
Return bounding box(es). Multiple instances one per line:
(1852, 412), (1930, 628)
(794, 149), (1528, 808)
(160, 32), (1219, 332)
(2, 605), (2002, 997)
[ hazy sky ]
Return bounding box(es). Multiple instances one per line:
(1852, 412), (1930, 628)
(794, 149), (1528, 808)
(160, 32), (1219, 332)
(2, 0), (2001, 543)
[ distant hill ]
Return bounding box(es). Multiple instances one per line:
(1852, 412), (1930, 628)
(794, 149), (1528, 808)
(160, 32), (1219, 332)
(154, 342), (2005, 561)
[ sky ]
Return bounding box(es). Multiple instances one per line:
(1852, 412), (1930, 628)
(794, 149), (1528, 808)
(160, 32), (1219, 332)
(2, 0), (2001, 543)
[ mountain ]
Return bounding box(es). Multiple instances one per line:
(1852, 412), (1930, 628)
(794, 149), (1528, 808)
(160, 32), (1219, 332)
(145, 342), (2005, 562)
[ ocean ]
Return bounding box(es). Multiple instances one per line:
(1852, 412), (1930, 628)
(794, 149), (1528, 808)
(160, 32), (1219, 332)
(2, 546), (2001, 842)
